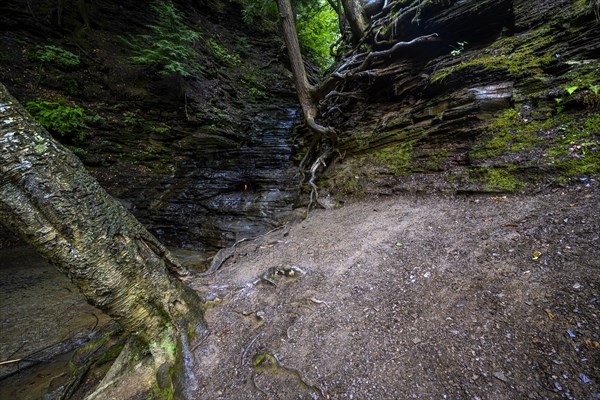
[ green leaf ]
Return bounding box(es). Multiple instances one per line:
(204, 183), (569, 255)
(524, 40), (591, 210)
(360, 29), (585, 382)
(565, 86), (579, 96)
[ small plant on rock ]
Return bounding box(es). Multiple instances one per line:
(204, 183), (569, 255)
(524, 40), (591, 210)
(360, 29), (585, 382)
(207, 39), (241, 66)
(584, 84), (600, 108)
(450, 41), (468, 56)
(31, 45), (80, 67)
(26, 99), (88, 140)
(124, 0), (202, 78)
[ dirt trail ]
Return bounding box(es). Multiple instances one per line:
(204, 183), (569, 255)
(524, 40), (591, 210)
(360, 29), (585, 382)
(188, 185), (599, 399)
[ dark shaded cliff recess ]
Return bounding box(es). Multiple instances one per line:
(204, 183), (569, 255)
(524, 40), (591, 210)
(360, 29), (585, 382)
(319, 0), (600, 199)
(0, 0), (301, 252)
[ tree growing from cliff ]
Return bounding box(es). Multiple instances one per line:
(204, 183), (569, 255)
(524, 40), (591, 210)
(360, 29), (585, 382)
(275, 0), (438, 207)
(0, 83), (205, 399)
(276, 0), (335, 138)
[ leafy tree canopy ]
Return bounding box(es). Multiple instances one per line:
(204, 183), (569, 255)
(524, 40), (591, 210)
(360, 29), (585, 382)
(239, 0), (340, 70)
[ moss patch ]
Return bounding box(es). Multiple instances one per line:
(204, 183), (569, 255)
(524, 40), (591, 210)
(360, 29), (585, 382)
(372, 141), (414, 175)
(478, 168), (525, 192)
(431, 25), (560, 83)
(546, 114), (600, 178)
(423, 149), (450, 171)
(471, 108), (550, 158)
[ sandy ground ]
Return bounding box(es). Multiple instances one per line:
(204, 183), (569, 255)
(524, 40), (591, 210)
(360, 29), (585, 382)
(187, 185), (599, 399)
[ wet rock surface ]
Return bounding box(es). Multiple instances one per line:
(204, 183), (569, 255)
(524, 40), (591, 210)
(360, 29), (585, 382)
(94, 104), (302, 253)
(0, 247), (112, 399)
(0, 0), (302, 253)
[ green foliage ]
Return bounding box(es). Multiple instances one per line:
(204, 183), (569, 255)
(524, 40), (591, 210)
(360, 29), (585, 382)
(296, 0), (339, 69)
(207, 39), (241, 65)
(555, 97), (565, 114)
(565, 85), (579, 95)
(241, 72), (267, 99)
(450, 41), (468, 56)
(123, 111), (144, 126)
(237, 0), (339, 69)
(554, 82), (600, 113)
(146, 125), (170, 134)
(239, 0), (279, 31)
(124, 0), (201, 77)
(248, 87), (267, 99)
(25, 99), (88, 140)
(31, 45), (80, 67)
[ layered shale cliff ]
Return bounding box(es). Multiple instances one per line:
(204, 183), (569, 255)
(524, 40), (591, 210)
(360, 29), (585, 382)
(0, 0), (301, 254)
(318, 0), (599, 199)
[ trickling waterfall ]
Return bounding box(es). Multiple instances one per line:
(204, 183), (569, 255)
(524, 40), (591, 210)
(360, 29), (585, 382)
(145, 106), (302, 251)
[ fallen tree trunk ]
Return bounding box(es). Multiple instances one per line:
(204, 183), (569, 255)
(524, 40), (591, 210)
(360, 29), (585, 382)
(0, 83), (205, 399)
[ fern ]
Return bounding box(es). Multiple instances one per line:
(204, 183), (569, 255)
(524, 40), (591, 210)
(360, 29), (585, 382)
(31, 45), (80, 67)
(124, 1), (201, 77)
(26, 99), (88, 140)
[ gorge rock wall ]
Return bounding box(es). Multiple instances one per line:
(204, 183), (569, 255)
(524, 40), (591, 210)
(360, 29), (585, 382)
(0, 0), (301, 253)
(320, 0), (599, 199)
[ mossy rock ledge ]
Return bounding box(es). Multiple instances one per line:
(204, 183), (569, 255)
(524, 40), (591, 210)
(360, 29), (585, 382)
(319, 0), (600, 200)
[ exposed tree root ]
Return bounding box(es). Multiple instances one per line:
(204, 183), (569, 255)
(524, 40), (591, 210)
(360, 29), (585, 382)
(198, 225), (288, 277)
(85, 323), (204, 400)
(325, 90), (365, 100)
(241, 333), (262, 367)
(314, 33), (438, 101)
(282, 2), (441, 220)
(307, 150), (331, 214)
(199, 250), (234, 277)
(353, 33), (439, 71)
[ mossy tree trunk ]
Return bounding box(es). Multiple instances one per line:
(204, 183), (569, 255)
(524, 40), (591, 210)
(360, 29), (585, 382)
(0, 83), (205, 398)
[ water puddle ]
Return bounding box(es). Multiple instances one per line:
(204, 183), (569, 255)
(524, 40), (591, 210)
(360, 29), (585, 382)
(0, 246), (112, 399)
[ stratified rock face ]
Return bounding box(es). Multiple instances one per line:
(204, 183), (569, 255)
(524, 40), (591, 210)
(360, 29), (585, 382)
(97, 106), (301, 251)
(0, 0), (303, 252)
(321, 0), (600, 198)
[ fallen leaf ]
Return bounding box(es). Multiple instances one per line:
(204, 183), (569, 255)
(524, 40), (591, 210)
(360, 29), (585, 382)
(545, 309), (555, 320)
(532, 251), (542, 260)
(395, 242), (403, 248)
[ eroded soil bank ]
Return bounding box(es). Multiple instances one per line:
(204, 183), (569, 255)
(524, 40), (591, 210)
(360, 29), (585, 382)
(188, 184), (599, 399)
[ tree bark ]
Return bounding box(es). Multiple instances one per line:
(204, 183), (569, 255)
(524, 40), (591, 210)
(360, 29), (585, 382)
(341, 0), (366, 43)
(0, 83), (205, 398)
(275, 0), (333, 136)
